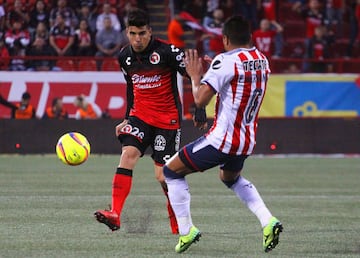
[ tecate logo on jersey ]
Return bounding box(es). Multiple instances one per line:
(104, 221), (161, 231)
(131, 74), (162, 89)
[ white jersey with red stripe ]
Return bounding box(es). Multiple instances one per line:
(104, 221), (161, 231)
(201, 46), (270, 155)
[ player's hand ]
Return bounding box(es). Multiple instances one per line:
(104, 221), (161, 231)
(184, 49), (203, 80)
(193, 107), (208, 130)
(115, 119), (128, 137)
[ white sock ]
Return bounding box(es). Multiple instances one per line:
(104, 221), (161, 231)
(231, 176), (272, 227)
(166, 177), (193, 235)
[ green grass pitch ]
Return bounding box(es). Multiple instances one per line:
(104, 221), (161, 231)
(0, 154), (359, 258)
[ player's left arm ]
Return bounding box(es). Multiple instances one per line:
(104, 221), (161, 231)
(185, 49), (215, 108)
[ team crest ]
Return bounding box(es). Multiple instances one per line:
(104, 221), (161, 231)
(150, 52), (160, 64)
(154, 135), (166, 151)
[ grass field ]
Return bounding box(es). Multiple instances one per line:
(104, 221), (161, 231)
(0, 154), (359, 258)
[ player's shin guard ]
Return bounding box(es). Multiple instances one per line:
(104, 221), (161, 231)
(164, 165), (193, 236)
(227, 176), (272, 228)
(111, 168), (133, 216)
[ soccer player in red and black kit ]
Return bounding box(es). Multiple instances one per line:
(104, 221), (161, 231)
(94, 8), (206, 234)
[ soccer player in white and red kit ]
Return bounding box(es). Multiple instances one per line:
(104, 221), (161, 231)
(163, 16), (283, 253)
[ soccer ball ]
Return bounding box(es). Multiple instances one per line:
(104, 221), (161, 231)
(56, 132), (90, 166)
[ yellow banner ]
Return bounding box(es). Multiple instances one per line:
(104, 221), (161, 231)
(206, 74), (359, 118)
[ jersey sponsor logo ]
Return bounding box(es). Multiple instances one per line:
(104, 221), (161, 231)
(154, 135), (166, 151)
(131, 74), (162, 89)
(120, 124), (145, 141)
(242, 59), (267, 72)
(150, 52), (160, 64)
(212, 60), (222, 70)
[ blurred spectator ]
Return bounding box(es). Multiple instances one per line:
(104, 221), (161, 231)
(95, 16), (127, 69)
(0, 36), (10, 70)
(0, 4), (5, 31)
(5, 19), (30, 71)
(203, 0), (219, 27)
(252, 18), (283, 58)
(202, 0), (219, 56)
(176, 0), (204, 20)
(283, 63), (301, 73)
(237, 0), (260, 30)
(261, 0), (284, 57)
(74, 94), (101, 119)
(0, 94), (17, 112)
(293, 0), (325, 40)
(27, 22), (56, 71)
(49, 14), (75, 56)
(305, 25), (334, 72)
(30, 21), (49, 42)
(119, 0), (148, 25)
(289, 42), (305, 58)
(346, 0), (360, 57)
(76, 2), (97, 34)
(293, 0), (325, 70)
(74, 19), (94, 56)
(43, 97), (68, 119)
(96, 2), (122, 32)
(324, 0), (345, 36)
(6, 0), (30, 30)
(29, 0), (50, 34)
(202, 8), (224, 58)
(12, 92), (36, 119)
(49, 0), (78, 28)
(219, 0), (235, 18)
(167, 13), (186, 48)
(261, 0), (276, 21)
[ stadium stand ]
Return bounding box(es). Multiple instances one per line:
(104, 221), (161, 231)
(0, 0), (358, 73)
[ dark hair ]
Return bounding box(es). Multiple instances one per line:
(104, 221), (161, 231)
(222, 16), (251, 45)
(22, 92), (31, 100)
(52, 97), (60, 107)
(126, 8), (150, 27)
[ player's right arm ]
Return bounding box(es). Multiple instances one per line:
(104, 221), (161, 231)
(117, 49), (132, 136)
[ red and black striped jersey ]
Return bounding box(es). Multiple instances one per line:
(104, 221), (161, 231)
(118, 38), (188, 130)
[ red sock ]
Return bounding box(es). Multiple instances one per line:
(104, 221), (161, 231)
(162, 186), (179, 234)
(111, 168), (133, 216)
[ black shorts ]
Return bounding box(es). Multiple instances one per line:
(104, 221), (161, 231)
(118, 116), (181, 165)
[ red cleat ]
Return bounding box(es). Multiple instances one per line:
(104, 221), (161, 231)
(94, 209), (120, 231)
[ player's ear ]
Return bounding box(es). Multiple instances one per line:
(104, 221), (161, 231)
(222, 35), (229, 47)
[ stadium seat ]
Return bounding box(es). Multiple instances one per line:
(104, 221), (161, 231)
(101, 59), (120, 71)
(78, 59), (97, 71)
(56, 59), (76, 71)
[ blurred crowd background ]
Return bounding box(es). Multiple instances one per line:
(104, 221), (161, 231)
(0, 0), (359, 73)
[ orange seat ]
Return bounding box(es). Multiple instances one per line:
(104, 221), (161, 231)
(78, 59), (97, 71)
(56, 59), (76, 71)
(101, 59), (120, 71)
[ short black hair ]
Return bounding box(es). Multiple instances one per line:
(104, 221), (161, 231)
(222, 15), (251, 45)
(126, 8), (150, 27)
(52, 97), (60, 107)
(22, 92), (31, 100)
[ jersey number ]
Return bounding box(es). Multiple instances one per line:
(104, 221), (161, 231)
(245, 88), (262, 123)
